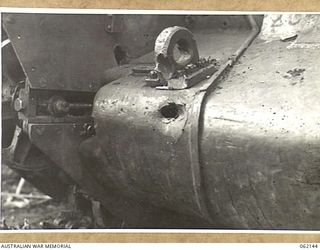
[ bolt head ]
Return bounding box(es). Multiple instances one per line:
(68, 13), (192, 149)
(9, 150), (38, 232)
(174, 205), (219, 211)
(14, 98), (25, 111)
(149, 70), (158, 79)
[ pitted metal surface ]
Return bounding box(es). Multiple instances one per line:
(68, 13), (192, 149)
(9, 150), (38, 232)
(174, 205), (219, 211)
(89, 18), (263, 225)
(4, 14), (320, 229)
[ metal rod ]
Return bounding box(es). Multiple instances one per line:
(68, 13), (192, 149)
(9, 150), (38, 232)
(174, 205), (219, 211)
(68, 103), (93, 109)
(1, 39), (10, 48)
(15, 178), (25, 195)
(1, 192), (52, 200)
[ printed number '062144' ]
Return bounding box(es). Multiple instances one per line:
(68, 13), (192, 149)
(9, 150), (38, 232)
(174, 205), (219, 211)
(300, 244), (318, 248)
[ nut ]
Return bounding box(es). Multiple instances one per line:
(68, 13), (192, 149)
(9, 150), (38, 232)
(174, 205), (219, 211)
(14, 98), (25, 111)
(149, 70), (158, 79)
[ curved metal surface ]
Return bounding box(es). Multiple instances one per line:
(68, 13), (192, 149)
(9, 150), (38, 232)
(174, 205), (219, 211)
(7, 13), (316, 229)
(91, 26), (320, 229)
(90, 17), (260, 223)
(200, 38), (320, 229)
(92, 77), (210, 219)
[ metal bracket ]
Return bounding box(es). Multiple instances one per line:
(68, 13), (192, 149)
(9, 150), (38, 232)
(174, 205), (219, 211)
(146, 26), (219, 90)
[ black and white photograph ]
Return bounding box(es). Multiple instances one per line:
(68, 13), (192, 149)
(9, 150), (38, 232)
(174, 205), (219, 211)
(1, 10), (320, 230)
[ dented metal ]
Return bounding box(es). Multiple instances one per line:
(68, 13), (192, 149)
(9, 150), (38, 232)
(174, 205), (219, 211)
(2, 13), (320, 229)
